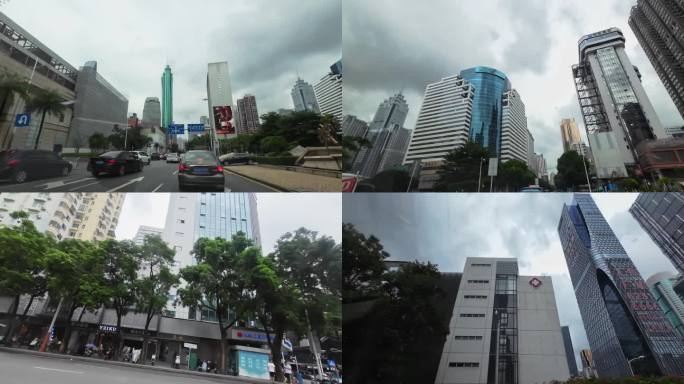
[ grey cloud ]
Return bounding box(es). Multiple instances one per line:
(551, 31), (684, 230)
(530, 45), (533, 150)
(500, 0), (553, 74)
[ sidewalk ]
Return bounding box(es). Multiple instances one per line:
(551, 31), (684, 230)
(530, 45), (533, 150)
(225, 165), (341, 192)
(0, 347), (272, 384)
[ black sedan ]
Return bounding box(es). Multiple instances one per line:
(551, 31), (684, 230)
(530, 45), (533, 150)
(0, 149), (72, 183)
(89, 151), (143, 177)
(178, 150), (225, 191)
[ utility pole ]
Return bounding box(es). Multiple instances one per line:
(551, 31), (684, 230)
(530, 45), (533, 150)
(478, 158), (484, 193)
(39, 297), (63, 352)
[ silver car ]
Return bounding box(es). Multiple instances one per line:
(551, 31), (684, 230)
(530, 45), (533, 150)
(177, 150), (225, 191)
(166, 153), (180, 163)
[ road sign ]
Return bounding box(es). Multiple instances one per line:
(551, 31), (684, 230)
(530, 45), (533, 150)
(167, 124), (185, 135)
(487, 158), (498, 177)
(14, 113), (30, 127)
(187, 124), (205, 133)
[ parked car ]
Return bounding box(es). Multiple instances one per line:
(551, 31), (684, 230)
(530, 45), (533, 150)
(134, 151), (151, 165)
(0, 149), (72, 183)
(520, 185), (544, 192)
(220, 153), (254, 166)
(166, 153), (180, 163)
(151, 153), (162, 160)
(178, 150), (225, 191)
(89, 151), (143, 177)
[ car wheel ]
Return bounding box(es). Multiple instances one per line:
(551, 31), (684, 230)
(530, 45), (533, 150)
(118, 165), (126, 176)
(13, 169), (28, 184)
(61, 166), (70, 177)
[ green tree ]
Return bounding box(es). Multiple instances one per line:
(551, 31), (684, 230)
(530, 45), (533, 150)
(43, 239), (103, 353)
(342, 223), (388, 302)
(497, 159), (536, 192)
(98, 240), (140, 360)
(132, 235), (178, 363)
(186, 134), (212, 151)
(220, 133), (257, 154)
(555, 151), (590, 191)
(108, 125), (152, 151)
(318, 114), (341, 152)
(177, 234), (255, 373)
(0, 211), (53, 345)
(0, 71), (30, 147)
(25, 89), (66, 150)
(89, 133), (109, 154)
(169, 143), (180, 153)
(435, 142), (490, 192)
(260, 136), (289, 154)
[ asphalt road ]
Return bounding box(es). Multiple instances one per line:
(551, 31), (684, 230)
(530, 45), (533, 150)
(0, 350), (256, 384)
(0, 161), (278, 193)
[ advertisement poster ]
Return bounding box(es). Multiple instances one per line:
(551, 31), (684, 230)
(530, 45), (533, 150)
(237, 350), (270, 380)
(213, 105), (235, 135)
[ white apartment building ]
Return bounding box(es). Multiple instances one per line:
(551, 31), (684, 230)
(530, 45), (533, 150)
(500, 89), (530, 165)
(314, 64), (343, 122)
(133, 225), (164, 246)
(434, 258), (570, 384)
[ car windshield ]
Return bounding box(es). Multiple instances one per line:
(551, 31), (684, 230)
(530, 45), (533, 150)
(99, 151), (122, 158)
(184, 152), (216, 163)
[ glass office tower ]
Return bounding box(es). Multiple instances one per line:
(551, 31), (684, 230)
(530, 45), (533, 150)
(460, 67), (511, 157)
(558, 194), (684, 377)
(630, 193), (684, 274)
(161, 65), (173, 130)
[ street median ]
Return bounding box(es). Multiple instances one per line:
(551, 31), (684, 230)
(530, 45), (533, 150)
(225, 165), (342, 192)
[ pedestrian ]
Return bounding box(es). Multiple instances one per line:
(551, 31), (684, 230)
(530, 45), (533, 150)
(202, 360), (207, 372)
(174, 353), (180, 369)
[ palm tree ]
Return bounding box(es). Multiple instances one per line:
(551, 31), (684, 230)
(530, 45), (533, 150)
(0, 71), (31, 148)
(24, 89), (66, 150)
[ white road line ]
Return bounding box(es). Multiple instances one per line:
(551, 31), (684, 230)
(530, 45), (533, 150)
(39, 178), (95, 190)
(172, 171), (178, 176)
(152, 183), (164, 192)
(69, 181), (101, 191)
(106, 176), (145, 193)
(33, 366), (84, 374)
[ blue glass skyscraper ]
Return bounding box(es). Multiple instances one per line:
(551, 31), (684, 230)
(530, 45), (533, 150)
(459, 67), (511, 156)
(558, 194), (684, 377)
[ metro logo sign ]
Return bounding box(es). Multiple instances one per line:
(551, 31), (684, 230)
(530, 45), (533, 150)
(529, 277), (542, 288)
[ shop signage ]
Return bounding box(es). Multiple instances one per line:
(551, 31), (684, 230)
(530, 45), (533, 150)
(99, 325), (118, 333)
(233, 330), (275, 343)
(183, 343), (198, 349)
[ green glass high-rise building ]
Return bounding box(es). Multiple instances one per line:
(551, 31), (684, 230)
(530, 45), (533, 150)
(161, 65), (173, 130)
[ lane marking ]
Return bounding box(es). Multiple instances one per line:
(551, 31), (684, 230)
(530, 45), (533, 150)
(106, 176), (145, 193)
(172, 170), (178, 176)
(69, 181), (101, 191)
(152, 183), (164, 192)
(38, 178), (95, 190)
(33, 366), (84, 374)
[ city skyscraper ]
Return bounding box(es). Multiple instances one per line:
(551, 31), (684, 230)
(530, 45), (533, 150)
(560, 118), (582, 153)
(162, 193), (260, 319)
(460, 66), (512, 157)
(353, 93), (409, 176)
(161, 65), (173, 130)
(434, 258), (570, 384)
(341, 115), (368, 138)
(403, 75), (474, 188)
(500, 89), (530, 165)
(629, 0), (684, 120)
(558, 194), (684, 377)
(291, 78), (319, 113)
(630, 193), (684, 274)
(561, 326), (579, 377)
(142, 97), (162, 128)
(236, 94), (260, 134)
(646, 272), (684, 338)
(572, 28), (666, 179)
(133, 225), (164, 246)
(314, 59), (343, 122)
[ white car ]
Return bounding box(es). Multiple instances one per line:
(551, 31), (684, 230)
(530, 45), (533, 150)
(134, 151), (151, 165)
(166, 153), (180, 163)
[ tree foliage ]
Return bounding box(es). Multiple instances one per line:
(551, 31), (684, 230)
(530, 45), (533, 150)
(88, 133), (109, 154)
(108, 125), (152, 151)
(497, 159), (536, 192)
(555, 151), (590, 191)
(436, 142), (490, 192)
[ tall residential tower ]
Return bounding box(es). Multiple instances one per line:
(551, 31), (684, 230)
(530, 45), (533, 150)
(161, 65), (173, 130)
(314, 60), (343, 122)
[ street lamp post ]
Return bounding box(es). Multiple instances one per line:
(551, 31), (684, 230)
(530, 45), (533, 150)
(627, 355), (646, 376)
(478, 158), (485, 193)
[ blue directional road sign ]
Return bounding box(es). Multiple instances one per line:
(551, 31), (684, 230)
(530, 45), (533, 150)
(167, 124), (185, 135)
(187, 124), (205, 133)
(14, 113), (30, 128)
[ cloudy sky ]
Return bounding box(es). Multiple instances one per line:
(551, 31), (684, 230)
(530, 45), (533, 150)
(343, 0), (684, 172)
(116, 193), (341, 253)
(343, 193), (678, 373)
(3, 0), (340, 125)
